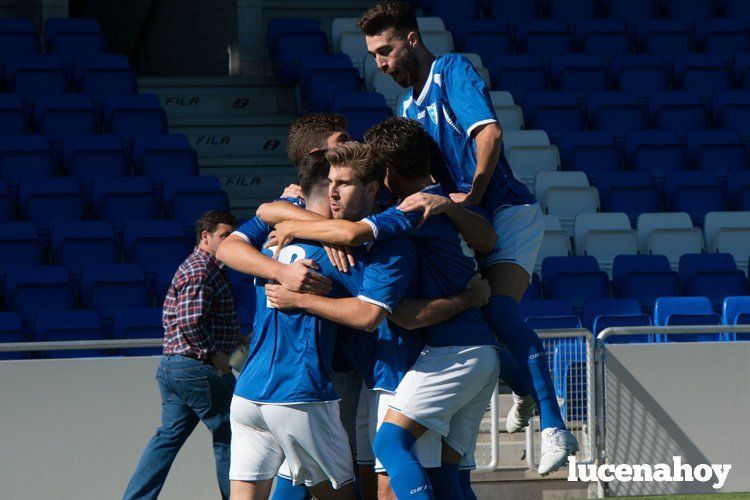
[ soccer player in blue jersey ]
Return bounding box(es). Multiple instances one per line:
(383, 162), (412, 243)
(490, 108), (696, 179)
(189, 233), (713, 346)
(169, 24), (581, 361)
(355, 0), (578, 475)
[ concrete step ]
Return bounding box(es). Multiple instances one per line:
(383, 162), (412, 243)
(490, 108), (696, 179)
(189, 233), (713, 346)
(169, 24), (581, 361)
(179, 123), (292, 164)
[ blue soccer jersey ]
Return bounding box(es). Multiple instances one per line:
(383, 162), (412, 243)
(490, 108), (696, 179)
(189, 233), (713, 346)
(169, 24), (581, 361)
(400, 53), (534, 214)
(364, 184), (498, 348)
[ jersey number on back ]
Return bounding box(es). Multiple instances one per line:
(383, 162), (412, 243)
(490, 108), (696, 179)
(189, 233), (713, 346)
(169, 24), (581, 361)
(267, 245), (307, 308)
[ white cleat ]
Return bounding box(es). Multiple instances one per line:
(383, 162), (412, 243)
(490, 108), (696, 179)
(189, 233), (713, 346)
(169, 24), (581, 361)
(505, 393), (536, 433)
(538, 427), (579, 476)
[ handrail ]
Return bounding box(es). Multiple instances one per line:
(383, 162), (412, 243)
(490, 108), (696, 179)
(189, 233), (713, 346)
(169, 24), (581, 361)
(597, 324), (750, 344)
(0, 339), (163, 352)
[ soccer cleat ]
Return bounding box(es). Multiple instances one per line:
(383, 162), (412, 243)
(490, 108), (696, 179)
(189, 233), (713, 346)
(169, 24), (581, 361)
(538, 427), (579, 476)
(505, 393), (536, 433)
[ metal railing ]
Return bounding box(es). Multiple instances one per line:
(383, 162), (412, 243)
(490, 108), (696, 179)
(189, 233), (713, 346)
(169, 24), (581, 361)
(0, 339), (163, 353)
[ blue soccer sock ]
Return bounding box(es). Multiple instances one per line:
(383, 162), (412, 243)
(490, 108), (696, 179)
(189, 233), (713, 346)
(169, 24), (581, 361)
(272, 476), (310, 500)
(373, 423), (433, 499)
(484, 294), (566, 430)
(426, 463), (463, 500)
(498, 344), (530, 396)
(458, 470), (477, 500)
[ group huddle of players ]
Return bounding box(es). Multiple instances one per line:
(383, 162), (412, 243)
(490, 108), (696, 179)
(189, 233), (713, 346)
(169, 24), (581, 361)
(214, 2), (580, 499)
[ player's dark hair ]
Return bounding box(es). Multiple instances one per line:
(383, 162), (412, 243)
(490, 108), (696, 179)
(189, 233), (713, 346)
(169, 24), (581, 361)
(195, 210), (237, 244)
(287, 113), (348, 168)
(356, 0), (419, 37)
(325, 142), (386, 187)
(298, 150), (331, 200)
(364, 117), (431, 180)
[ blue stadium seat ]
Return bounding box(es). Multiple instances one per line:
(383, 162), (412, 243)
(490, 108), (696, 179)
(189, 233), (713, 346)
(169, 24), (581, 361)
(300, 54), (360, 112)
(113, 308), (164, 356)
(713, 90), (750, 129)
(0, 135), (54, 191)
(103, 94), (168, 137)
(34, 95), (97, 141)
(593, 313), (652, 344)
(228, 268), (257, 313)
(654, 296), (722, 342)
(123, 220), (189, 291)
(636, 19), (693, 56)
(0, 95), (26, 134)
(487, 54), (548, 101)
(725, 0), (750, 24)
(237, 306), (252, 340)
(51, 221), (118, 284)
(518, 299), (574, 321)
(44, 18), (103, 68)
(162, 176), (230, 234)
(81, 264), (150, 324)
(485, 0), (539, 23)
(133, 134), (198, 189)
(542, 255), (601, 296)
(664, 171), (727, 224)
(266, 18), (321, 62)
(74, 54), (137, 99)
(612, 254), (678, 314)
(673, 54), (732, 96)
(550, 55), (609, 95)
(35, 310), (107, 358)
(5, 55), (66, 102)
(605, 0), (659, 25)
(546, 0), (598, 23)
(624, 130), (686, 179)
(582, 298), (641, 331)
(275, 31), (328, 81)
(526, 315), (582, 329)
(62, 135), (126, 191)
(452, 20), (511, 55)
(0, 312), (27, 360)
(344, 108), (393, 142)
(0, 223), (43, 291)
(542, 256), (610, 311)
(0, 180), (11, 221)
(695, 19), (749, 55)
(723, 296), (750, 340)
(0, 19), (40, 70)
(727, 170), (750, 210)
(4, 265), (74, 327)
(331, 92), (388, 113)
(92, 177), (158, 233)
(574, 19), (631, 56)
(610, 55), (669, 94)
(425, 0), (479, 31)
(686, 129), (749, 177)
(558, 131), (620, 184)
(587, 91), (647, 134)
(522, 91), (584, 138)
(596, 172), (660, 224)
(679, 253), (745, 307)
(18, 177), (84, 243)
(44, 18), (100, 50)
(663, 0), (717, 22)
(736, 54), (750, 90)
(648, 90), (707, 131)
(155, 258), (183, 304)
(516, 19), (573, 56)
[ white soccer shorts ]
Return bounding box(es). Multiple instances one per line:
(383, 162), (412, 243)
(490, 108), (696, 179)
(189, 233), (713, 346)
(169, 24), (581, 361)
(482, 203), (544, 277)
(388, 345), (500, 459)
(331, 369), (362, 456)
(229, 396), (355, 489)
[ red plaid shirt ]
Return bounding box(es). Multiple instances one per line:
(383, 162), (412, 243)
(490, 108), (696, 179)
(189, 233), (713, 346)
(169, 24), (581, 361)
(163, 247), (239, 359)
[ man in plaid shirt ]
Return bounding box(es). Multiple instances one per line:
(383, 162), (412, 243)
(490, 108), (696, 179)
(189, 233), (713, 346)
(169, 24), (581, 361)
(125, 210), (241, 500)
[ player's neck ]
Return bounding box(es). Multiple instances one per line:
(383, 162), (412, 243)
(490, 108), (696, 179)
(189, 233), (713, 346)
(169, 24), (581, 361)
(413, 51), (436, 97)
(306, 198), (330, 217)
(398, 176), (434, 198)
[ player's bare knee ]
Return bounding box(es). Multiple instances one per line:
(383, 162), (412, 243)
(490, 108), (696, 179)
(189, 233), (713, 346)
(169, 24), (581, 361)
(483, 262), (530, 301)
(309, 480), (356, 500)
(376, 473), (397, 500)
(441, 442), (462, 464)
(381, 409), (427, 439)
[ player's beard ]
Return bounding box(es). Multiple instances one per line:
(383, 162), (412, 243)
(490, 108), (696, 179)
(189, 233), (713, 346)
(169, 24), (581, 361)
(391, 50), (419, 88)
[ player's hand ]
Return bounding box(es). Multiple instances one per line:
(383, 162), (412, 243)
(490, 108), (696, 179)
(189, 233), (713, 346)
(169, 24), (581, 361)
(210, 351), (232, 375)
(449, 192), (480, 206)
(265, 221), (297, 256)
(265, 283), (303, 309)
(281, 183), (303, 200)
(465, 273), (491, 308)
(236, 335), (250, 348)
(398, 192), (453, 227)
(324, 244), (355, 273)
(277, 259), (332, 295)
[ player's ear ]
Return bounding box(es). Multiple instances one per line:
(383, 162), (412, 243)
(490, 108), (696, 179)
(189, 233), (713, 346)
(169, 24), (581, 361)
(406, 31), (419, 48)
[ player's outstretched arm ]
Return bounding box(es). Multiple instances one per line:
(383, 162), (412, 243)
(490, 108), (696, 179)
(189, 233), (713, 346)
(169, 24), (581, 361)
(256, 200), (327, 226)
(265, 284), (385, 332)
(389, 274), (491, 330)
(267, 219), (375, 251)
(455, 122), (503, 206)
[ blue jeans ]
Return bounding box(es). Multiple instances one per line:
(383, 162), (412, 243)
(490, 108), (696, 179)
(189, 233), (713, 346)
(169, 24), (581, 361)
(123, 355), (236, 500)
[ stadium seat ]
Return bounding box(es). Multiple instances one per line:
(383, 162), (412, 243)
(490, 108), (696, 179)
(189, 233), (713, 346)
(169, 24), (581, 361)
(663, 0), (717, 21)
(74, 54), (137, 99)
(544, 187), (599, 236)
(299, 54), (360, 111)
(679, 253), (746, 309)
(586, 91), (647, 135)
(0, 95), (26, 134)
(522, 91), (584, 138)
(0, 135), (54, 191)
(637, 212), (704, 269)
(725, 0), (750, 25)
(594, 313), (652, 343)
(636, 19), (693, 56)
(331, 92), (388, 114)
(424, 0), (478, 31)
(648, 90), (707, 131)
(35, 310), (107, 358)
(43, 18), (101, 51)
(266, 18), (321, 62)
(664, 171), (727, 225)
(582, 298), (641, 331)
(123, 220), (189, 291)
(526, 315), (582, 330)
(133, 134), (199, 189)
(4, 265), (74, 327)
(686, 130), (749, 178)
(612, 254), (679, 314)
(237, 306), (252, 340)
(81, 264), (150, 325)
(92, 177), (158, 233)
(519, 299), (575, 322)
(546, 0), (598, 24)
(550, 55), (609, 96)
(0, 312), (27, 360)
(735, 54), (750, 90)
(727, 170), (750, 210)
(542, 255), (600, 296)
(0, 19), (40, 70)
(713, 90), (750, 129)
(503, 130), (559, 189)
(723, 296), (750, 340)
(605, 0), (659, 26)
(516, 20), (573, 56)
(654, 296), (723, 342)
(558, 131), (620, 183)
(673, 54), (732, 97)
(275, 31), (328, 81)
(162, 176), (230, 235)
(487, 54), (548, 102)
(419, 31), (455, 56)
(339, 32), (369, 77)
(44, 18), (104, 68)
(103, 94), (168, 137)
(372, 71), (407, 111)
(694, 19), (749, 55)
(574, 212), (637, 275)
(625, 130), (687, 180)
(51, 221), (119, 284)
(610, 55), (670, 94)
(489, 91), (524, 131)
(574, 19), (631, 56)
(343, 106), (393, 142)
(0, 180), (11, 221)
(596, 172), (661, 225)
(5, 55), (66, 102)
(484, 0), (539, 23)
(113, 308), (164, 356)
(535, 214), (571, 274)
(155, 258), (183, 304)
(18, 177), (84, 243)
(542, 256), (610, 312)
(34, 95), (97, 141)
(452, 20), (511, 55)
(534, 170), (589, 209)
(0, 223), (43, 291)
(62, 135), (126, 191)
(228, 268), (257, 313)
